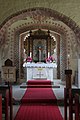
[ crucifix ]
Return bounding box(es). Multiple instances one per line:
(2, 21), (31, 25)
(37, 68), (44, 78)
(4, 69), (13, 79)
(37, 72), (44, 78)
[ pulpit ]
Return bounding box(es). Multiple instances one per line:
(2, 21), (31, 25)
(2, 59), (16, 82)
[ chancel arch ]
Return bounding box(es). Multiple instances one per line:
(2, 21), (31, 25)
(16, 24), (70, 81)
(0, 8), (79, 83)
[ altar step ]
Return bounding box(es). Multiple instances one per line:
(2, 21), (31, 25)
(13, 94), (63, 107)
(20, 80), (60, 88)
(20, 84), (60, 88)
(13, 80), (64, 106)
(27, 80), (52, 85)
(21, 98), (57, 104)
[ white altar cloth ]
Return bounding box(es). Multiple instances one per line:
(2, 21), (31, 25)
(23, 62), (57, 81)
(23, 62), (57, 68)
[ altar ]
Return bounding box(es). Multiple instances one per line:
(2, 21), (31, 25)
(23, 62), (57, 81)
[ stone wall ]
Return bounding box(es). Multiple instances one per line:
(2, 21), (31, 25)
(0, 4), (80, 82)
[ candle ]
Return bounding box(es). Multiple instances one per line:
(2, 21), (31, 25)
(48, 52), (50, 58)
(67, 54), (70, 69)
(30, 52), (32, 57)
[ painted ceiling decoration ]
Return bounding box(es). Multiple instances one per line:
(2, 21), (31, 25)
(0, 8), (79, 32)
(0, 7), (79, 67)
(0, 8), (80, 48)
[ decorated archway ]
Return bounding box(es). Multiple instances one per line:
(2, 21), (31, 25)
(0, 8), (79, 82)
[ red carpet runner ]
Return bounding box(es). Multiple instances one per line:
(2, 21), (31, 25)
(14, 80), (63, 120)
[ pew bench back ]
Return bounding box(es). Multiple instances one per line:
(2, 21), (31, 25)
(75, 93), (80, 120)
(0, 95), (2, 120)
(0, 85), (13, 120)
(64, 88), (80, 120)
(69, 88), (80, 120)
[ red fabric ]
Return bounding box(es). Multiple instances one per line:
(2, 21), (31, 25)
(27, 80), (51, 85)
(5, 90), (9, 120)
(15, 80), (63, 120)
(27, 85), (52, 88)
(27, 80), (52, 88)
(21, 88), (56, 103)
(14, 105), (63, 120)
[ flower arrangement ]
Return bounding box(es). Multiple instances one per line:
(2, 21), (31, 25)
(26, 56), (32, 62)
(46, 56), (55, 63)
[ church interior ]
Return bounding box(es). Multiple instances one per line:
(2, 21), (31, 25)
(0, 0), (80, 120)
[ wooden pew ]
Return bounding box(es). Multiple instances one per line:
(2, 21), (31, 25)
(75, 93), (80, 120)
(0, 95), (2, 120)
(64, 88), (80, 120)
(0, 84), (13, 120)
(64, 88), (69, 120)
(69, 89), (80, 120)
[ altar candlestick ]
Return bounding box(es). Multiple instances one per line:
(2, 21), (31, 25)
(30, 52), (32, 57)
(67, 54), (70, 69)
(48, 52), (50, 58)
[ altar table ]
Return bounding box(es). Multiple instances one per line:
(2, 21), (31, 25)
(23, 62), (57, 81)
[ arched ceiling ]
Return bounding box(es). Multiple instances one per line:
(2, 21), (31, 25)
(0, 1), (80, 48)
(0, 3), (79, 60)
(3, 8), (76, 61)
(0, 7), (79, 55)
(0, 0), (80, 26)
